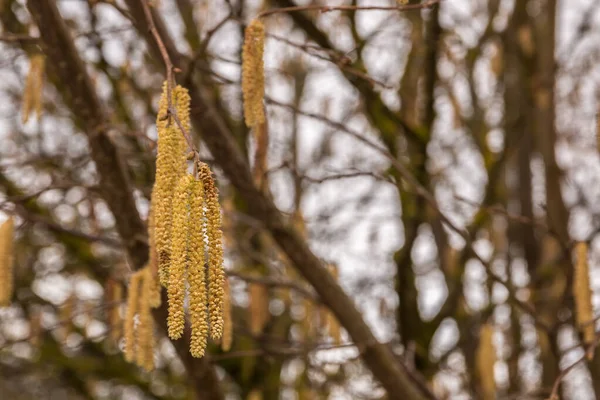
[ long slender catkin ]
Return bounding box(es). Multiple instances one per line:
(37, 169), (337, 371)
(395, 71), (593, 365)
(188, 178), (208, 357)
(574, 242), (595, 349)
(136, 267), (155, 371)
(153, 82), (189, 287)
(476, 323), (496, 399)
(167, 174), (194, 339)
(200, 163), (225, 340)
(21, 54), (45, 124)
(0, 217), (15, 306)
(242, 19), (266, 128)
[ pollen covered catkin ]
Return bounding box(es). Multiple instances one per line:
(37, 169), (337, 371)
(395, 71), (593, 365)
(188, 178), (209, 357)
(200, 163), (225, 340)
(167, 174), (194, 339)
(574, 242), (595, 349)
(242, 19), (266, 128)
(0, 217), (15, 307)
(153, 82), (189, 287)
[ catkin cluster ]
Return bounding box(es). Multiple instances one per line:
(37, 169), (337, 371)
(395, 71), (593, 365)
(22, 54), (45, 124)
(166, 170), (226, 358)
(124, 266), (157, 371)
(574, 242), (595, 353)
(242, 19), (266, 128)
(0, 217), (15, 307)
(148, 81), (227, 358)
(152, 83), (189, 287)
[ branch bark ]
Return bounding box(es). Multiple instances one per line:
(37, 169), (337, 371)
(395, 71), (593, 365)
(122, 1), (434, 398)
(24, 1), (223, 399)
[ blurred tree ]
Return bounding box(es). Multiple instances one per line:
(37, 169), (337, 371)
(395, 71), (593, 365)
(1, 0), (600, 399)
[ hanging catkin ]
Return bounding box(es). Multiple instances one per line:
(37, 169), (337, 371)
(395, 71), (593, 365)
(200, 163), (225, 340)
(167, 174), (194, 340)
(221, 278), (233, 352)
(136, 267), (155, 371)
(0, 217), (15, 307)
(124, 270), (143, 362)
(153, 83), (189, 287)
(21, 54), (45, 123)
(248, 281), (269, 335)
(147, 208), (162, 308)
(476, 323), (496, 399)
(188, 178), (209, 357)
(574, 242), (595, 351)
(242, 19), (266, 128)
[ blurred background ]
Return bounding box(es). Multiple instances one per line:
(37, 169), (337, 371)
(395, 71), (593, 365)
(1, 0), (600, 398)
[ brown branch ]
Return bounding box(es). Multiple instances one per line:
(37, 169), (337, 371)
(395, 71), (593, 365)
(23, 1), (223, 399)
(123, 1), (435, 398)
(257, 0), (441, 18)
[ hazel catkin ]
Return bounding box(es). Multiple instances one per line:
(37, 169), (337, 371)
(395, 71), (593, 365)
(242, 19), (266, 128)
(574, 242), (595, 352)
(0, 217), (15, 307)
(200, 163), (225, 340)
(153, 82), (189, 287)
(188, 178), (209, 357)
(167, 174), (194, 339)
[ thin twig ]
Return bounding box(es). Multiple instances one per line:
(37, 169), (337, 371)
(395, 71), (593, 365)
(257, 0), (441, 18)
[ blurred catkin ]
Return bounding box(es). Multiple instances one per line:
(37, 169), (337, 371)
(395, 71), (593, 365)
(200, 163), (225, 340)
(124, 270), (143, 362)
(574, 242), (595, 352)
(167, 174), (194, 340)
(188, 178), (209, 357)
(248, 282), (269, 335)
(21, 54), (45, 123)
(221, 278), (232, 352)
(0, 217), (15, 306)
(476, 323), (496, 399)
(153, 82), (188, 287)
(136, 267), (155, 371)
(325, 264), (341, 344)
(242, 19), (266, 128)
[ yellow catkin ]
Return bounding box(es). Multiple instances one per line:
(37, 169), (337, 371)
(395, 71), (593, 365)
(574, 242), (595, 351)
(167, 174), (194, 339)
(248, 282), (269, 335)
(0, 217), (15, 306)
(124, 270), (143, 362)
(136, 267), (155, 371)
(147, 207), (162, 309)
(242, 19), (266, 128)
(221, 278), (233, 352)
(21, 54), (45, 123)
(252, 120), (269, 189)
(476, 323), (496, 400)
(188, 178), (209, 357)
(153, 82), (189, 287)
(200, 163), (225, 340)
